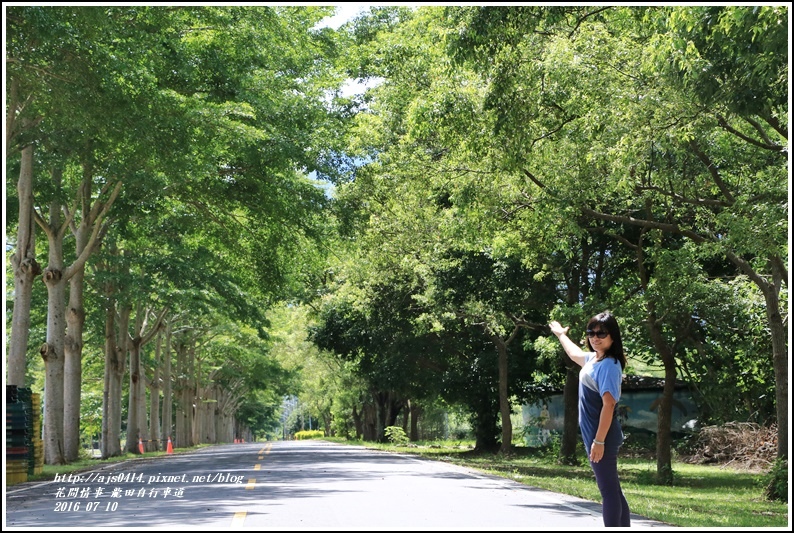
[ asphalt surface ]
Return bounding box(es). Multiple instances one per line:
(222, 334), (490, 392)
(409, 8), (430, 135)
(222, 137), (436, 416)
(4, 440), (674, 530)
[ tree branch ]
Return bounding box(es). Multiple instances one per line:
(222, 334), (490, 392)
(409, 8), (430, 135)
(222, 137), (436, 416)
(634, 184), (730, 208)
(742, 116), (774, 146)
(63, 180), (123, 281)
(522, 169), (547, 190)
(586, 225), (638, 250)
(567, 7), (613, 39)
(141, 307), (170, 347)
(508, 313), (548, 330)
(5, 58), (75, 83)
(716, 114), (785, 153)
(580, 207), (708, 244)
(758, 113), (786, 140)
(687, 139), (735, 204)
(531, 114), (580, 148)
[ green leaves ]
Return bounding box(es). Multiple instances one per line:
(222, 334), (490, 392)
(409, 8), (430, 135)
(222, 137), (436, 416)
(321, 5), (787, 442)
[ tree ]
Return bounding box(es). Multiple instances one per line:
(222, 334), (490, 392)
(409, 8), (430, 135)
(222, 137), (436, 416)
(445, 5), (788, 473)
(124, 302), (167, 454)
(421, 251), (555, 452)
(7, 6), (176, 463)
(7, 5), (351, 463)
(642, 4), (788, 463)
(35, 162), (121, 464)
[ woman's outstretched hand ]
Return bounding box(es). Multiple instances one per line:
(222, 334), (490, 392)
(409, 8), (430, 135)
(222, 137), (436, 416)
(549, 320), (569, 338)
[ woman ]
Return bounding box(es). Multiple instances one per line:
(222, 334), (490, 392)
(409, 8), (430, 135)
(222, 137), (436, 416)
(549, 311), (631, 527)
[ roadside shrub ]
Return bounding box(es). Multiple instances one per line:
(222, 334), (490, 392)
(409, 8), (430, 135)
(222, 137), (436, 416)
(384, 426), (409, 446)
(763, 457), (787, 503)
(294, 430), (324, 440)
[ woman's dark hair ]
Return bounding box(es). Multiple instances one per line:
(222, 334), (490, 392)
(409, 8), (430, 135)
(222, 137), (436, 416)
(586, 311), (627, 370)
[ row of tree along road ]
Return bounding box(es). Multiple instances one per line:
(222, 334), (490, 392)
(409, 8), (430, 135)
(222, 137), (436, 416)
(5, 5), (787, 496)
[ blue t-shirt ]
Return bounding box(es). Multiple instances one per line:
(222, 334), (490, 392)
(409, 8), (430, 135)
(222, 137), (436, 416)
(579, 352), (624, 456)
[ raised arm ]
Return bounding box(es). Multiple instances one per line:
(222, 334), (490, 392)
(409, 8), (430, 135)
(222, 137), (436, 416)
(549, 321), (587, 367)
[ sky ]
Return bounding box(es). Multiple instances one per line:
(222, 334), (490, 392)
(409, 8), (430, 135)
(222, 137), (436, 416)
(315, 5), (379, 98)
(316, 4), (370, 30)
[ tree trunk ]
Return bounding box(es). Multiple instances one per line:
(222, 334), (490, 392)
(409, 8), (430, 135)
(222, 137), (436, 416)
(149, 329), (162, 451)
(138, 353), (148, 451)
(635, 235), (676, 484)
(207, 387), (217, 443)
(487, 322), (525, 454)
(101, 299), (114, 459)
(63, 221), (89, 461)
(362, 401), (377, 441)
(373, 391), (392, 442)
(495, 336), (512, 453)
(646, 317), (676, 484)
(409, 400), (420, 441)
(8, 143), (41, 386)
(381, 391), (403, 430)
(560, 366), (580, 465)
(559, 254), (585, 465)
(323, 408), (333, 437)
(189, 342), (196, 446)
(64, 160), (117, 461)
(214, 393), (223, 444)
(180, 341), (196, 447)
(126, 338), (143, 454)
(195, 384), (208, 444)
(102, 287), (130, 459)
(216, 387), (234, 443)
(753, 258), (788, 461)
(175, 341), (185, 447)
(192, 352), (202, 445)
(227, 395), (242, 442)
(175, 340), (193, 448)
(102, 296), (123, 459)
(40, 179), (68, 465)
(161, 318), (174, 445)
(352, 405), (363, 440)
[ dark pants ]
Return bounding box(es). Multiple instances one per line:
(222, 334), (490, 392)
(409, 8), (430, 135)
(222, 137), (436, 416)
(590, 453), (631, 527)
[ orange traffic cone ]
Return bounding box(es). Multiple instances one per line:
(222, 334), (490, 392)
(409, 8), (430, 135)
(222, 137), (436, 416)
(167, 436), (173, 454)
(138, 438), (144, 454)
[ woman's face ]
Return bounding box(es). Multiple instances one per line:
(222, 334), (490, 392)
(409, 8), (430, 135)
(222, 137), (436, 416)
(587, 324), (614, 355)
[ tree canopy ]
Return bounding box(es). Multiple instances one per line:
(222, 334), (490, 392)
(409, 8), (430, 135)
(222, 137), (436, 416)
(4, 5), (788, 489)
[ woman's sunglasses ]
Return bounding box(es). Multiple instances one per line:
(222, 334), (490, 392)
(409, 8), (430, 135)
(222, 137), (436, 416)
(586, 330), (610, 339)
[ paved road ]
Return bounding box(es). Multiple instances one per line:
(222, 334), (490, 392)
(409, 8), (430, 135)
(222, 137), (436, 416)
(5, 440), (673, 530)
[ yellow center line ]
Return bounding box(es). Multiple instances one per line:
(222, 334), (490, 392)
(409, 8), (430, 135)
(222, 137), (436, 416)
(233, 446), (270, 525)
(231, 512), (246, 527)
